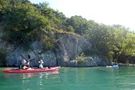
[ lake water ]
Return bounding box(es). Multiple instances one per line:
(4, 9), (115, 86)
(0, 67), (135, 90)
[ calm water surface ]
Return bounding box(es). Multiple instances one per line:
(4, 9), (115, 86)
(0, 67), (135, 90)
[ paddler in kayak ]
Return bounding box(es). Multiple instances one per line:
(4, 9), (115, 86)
(38, 59), (44, 68)
(19, 59), (30, 69)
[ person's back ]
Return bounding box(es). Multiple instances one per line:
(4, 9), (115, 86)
(22, 59), (26, 64)
(38, 59), (44, 68)
(20, 59), (31, 69)
(19, 59), (27, 69)
(26, 61), (30, 67)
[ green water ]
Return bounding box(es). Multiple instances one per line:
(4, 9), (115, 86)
(0, 67), (135, 90)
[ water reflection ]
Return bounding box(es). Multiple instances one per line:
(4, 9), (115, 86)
(2, 71), (60, 79)
(20, 71), (60, 90)
(3, 67), (135, 90)
(22, 73), (35, 79)
(38, 71), (60, 79)
(59, 67), (121, 85)
(2, 71), (60, 90)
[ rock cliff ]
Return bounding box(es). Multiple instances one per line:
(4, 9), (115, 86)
(0, 33), (109, 67)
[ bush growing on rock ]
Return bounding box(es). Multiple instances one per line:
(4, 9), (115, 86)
(76, 52), (88, 64)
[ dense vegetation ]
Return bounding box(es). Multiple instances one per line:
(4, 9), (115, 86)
(0, 0), (135, 64)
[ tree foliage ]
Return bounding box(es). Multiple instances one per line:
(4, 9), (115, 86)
(1, 0), (135, 63)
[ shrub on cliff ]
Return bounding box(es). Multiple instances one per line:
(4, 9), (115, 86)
(76, 52), (88, 64)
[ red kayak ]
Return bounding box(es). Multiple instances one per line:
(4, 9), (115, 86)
(2, 66), (60, 74)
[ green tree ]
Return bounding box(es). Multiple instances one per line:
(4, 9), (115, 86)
(38, 2), (66, 29)
(67, 25), (75, 32)
(65, 16), (89, 34)
(3, 0), (50, 46)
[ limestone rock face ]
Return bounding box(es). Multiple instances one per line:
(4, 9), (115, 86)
(5, 42), (57, 67)
(0, 33), (109, 67)
(54, 34), (91, 66)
